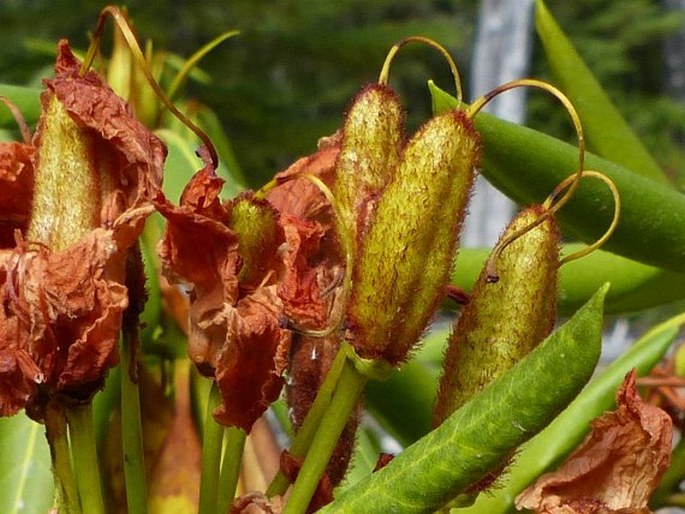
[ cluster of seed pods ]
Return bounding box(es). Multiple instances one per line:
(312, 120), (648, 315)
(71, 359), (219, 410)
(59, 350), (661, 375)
(0, 13), (624, 513)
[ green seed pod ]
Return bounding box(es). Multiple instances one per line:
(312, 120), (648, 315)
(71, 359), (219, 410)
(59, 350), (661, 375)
(433, 205), (560, 426)
(229, 192), (280, 287)
(28, 96), (101, 251)
(346, 110), (479, 364)
(333, 84), (404, 244)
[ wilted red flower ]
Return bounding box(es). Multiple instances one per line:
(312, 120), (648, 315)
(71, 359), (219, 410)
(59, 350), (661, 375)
(155, 128), (349, 435)
(516, 370), (672, 513)
(156, 148), (295, 431)
(0, 40), (165, 420)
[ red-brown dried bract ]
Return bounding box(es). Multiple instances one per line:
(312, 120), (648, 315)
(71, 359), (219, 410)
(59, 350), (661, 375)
(156, 149), (296, 431)
(0, 41), (165, 420)
(515, 370), (672, 514)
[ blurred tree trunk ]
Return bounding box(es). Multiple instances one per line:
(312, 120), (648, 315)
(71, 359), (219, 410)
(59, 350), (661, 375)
(463, 0), (534, 247)
(665, 0), (685, 103)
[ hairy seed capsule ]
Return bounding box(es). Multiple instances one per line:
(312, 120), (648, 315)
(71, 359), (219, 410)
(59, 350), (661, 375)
(333, 84), (404, 243)
(347, 110), (479, 364)
(28, 96), (102, 250)
(433, 205), (560, 426)
(229, 192), (280, 286)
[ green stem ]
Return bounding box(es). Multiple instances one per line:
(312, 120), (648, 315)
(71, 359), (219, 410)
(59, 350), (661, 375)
(283, 360), (367, 514)
(216, 427), (247, 513)
(45, 402), (81, 514)
(120, 332), (148, 514)
(66, 404), (105, 514)
(198, 382), (225, 514)
(267, 345), (348, 497)
(665, 493), (685, 508)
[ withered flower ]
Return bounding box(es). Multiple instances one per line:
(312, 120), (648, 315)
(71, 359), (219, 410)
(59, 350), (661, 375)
(0, 41), (165, 420)
(157, 149), (297, 431)
(515, 370), (672, 513)
(267, 136), (359, 488)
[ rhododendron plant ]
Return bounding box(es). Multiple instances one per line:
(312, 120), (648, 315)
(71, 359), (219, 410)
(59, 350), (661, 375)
(2, 4), (685, 514)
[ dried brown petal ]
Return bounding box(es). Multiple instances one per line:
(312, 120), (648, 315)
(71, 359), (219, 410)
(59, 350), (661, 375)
(231, 491), (284, 514)
(0, 142), (34, 247)
(212, 286), (291, 429)
(267, 133), (340, 223)
(515, 370), (672, 513)
(157, 156), (292, 430)
(278, 215), (332, 330)
(47, 40), (165, 228)
(0, 347), (41, 417)
(1, 229), (129, 417)
(0, 39), (164, 418)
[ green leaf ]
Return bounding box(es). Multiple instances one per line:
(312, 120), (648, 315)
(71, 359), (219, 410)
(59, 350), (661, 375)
(194, 106), (247, 199)
(476, 112), (685, 273)
(535, 0), (669, 185)
(364, 358), (438, 447)
(363, 329), (448, 447)
(338, 426), (382, 492)
(459, 310), (682, 514)
(0, 84), (42, 128)
(0, 414), (54, 513)
(453, 244), (685, 316)
(429, 79), (685, 273)
(156, 128), (202, 205)
(321, 285), (608, 513)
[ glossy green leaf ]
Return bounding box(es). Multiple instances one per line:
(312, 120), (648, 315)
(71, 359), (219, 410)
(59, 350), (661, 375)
(453, 244), (685, 316)
(0, 414), (54, 513)
(339, 426), (382, 492)
(535, 0), (669, 185)
(0, 84), (42, 128)
(430, 81), (685, 273)
(459, 310), (682, 514)
(321, 285), (608, 513)
(364, 359), (438, 447)
(156, 128), (203, 204)
(363, 330), (447, 447)
(158, 107), (246, 204)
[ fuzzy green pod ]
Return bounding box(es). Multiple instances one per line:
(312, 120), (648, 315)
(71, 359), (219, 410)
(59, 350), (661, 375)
(434, 205), (560, 426)
(346, 110), (479, 364)
(333, 84), (404, 243)
(28, 96), (102, 251)
(229, 192), (280, 286)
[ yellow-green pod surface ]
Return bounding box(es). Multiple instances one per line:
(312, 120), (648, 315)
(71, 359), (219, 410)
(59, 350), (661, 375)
(434, 205), (559, 425)
(347, 110), (478, 364)
(229, 192), (280, 286)
(333, 84), (403, 243)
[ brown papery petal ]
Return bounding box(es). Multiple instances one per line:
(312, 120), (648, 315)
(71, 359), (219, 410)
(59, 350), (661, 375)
(267, 133), (339, 223)
(277, 215), (331, 330)
(1, 229), (128, 415)
(0, 142), (34, 247)
(157, 159), (291, 430)
(515, 370), (672, 513)
(212, 286), (291, 431)
(156, 159), (236, 295)
(0, 347), (41, 417)
(46, 40), (165, 229)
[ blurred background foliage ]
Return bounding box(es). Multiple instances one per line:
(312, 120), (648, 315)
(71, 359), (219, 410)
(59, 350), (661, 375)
(0, 0), (684, 187)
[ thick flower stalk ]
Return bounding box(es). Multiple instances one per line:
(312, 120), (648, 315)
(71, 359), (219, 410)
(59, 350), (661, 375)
(0, 40), (165, 420)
